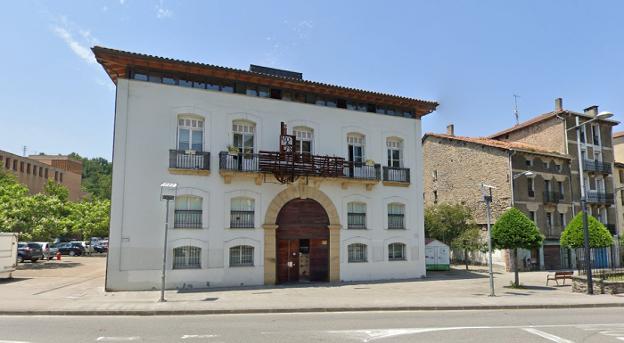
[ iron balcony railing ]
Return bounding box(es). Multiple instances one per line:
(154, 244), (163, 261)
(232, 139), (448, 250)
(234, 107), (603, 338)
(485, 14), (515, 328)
(585, 191), (614, 205)
(169, 150), (210, 170)
(583, 159), (612, 174)
(543, 191), (563, 204)
(219, 151), (382, 181)
(230, 210), (255, 228)
(174, 210), (202, 229)
(347, 213), (367, 229)
(383, 166), (410, 183)
(388, 214), (405, 229)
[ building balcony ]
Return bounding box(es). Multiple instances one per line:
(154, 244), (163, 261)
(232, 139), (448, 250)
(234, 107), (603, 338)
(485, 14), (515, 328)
(543, 226), (563, 239)
(169, 150), (210, 175)
(543, 191), (563, 204)
(585, 191), (614, 205)
(583, 159), (612, 174)
(218, 151), (383, 189)
(174, 210), (202, 229)
(382, 166), (410, 186)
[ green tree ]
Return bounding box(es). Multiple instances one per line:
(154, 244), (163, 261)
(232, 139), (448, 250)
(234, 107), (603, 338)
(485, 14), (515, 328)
(44, 180), (69, 202)
(451, 227), (485, 270)
(492, 207), (543, 287)
(69, 153), (112, 199)
(560, 213), (613, 249)
(0, 170), (30, 234)
(66, 199), (111, 240)
(425, 203), (475, 247)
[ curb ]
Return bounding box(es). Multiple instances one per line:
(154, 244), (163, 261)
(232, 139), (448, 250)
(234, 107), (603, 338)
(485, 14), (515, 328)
(2, 302), (624, 316)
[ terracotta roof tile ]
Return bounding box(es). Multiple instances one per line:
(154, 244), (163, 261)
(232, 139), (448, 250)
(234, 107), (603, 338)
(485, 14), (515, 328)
(614, 131), (624, 139)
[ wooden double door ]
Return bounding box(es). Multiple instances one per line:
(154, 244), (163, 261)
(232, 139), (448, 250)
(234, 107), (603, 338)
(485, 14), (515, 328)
(276, 198), (330, 284)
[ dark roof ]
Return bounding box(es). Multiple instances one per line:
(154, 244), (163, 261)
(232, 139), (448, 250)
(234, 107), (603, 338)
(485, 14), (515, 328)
(424, 133), (571, 159)
(489, 109), (619, 139)
(92, 46), (438, 117)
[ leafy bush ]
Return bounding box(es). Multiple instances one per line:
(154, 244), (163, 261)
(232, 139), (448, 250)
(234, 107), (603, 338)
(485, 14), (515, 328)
(560, 213), (613, 248)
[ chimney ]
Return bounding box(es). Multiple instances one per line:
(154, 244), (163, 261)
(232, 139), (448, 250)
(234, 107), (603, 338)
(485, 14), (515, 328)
(555, 98), (563, 111)
(446, 124), (455, 136)
(584, 105), (599, 117)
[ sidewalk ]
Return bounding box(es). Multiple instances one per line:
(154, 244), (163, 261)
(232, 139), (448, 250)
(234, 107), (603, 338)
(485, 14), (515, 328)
(1, 257), (623, 315)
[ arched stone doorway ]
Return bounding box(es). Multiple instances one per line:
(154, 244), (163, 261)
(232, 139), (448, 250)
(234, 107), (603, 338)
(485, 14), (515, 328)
(263, 183), (341, 285)
(276, 198), (329, 283)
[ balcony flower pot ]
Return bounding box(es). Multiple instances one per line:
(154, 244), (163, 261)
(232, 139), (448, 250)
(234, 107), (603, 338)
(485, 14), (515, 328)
(227, 145), (240, 155)
(365, 159), (375, 167)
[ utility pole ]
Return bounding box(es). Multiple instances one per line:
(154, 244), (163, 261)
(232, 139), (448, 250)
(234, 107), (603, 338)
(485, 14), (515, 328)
(513, 94), (520, 125)
(481, 183), (496, 297)
(22, 146), (27, 157)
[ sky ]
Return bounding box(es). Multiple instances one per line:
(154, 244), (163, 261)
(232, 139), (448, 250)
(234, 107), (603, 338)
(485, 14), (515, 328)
(1, 0), (623, 160)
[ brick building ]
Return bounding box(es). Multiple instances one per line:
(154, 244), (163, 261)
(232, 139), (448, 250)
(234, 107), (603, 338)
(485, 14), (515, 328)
(0, 150), (83, 201)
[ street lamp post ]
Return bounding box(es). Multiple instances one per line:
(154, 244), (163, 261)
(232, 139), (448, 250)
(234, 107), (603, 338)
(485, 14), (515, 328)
(567, 111), (613, 295)
(159, 182), (177, 303)
(481, 183), (497, 297)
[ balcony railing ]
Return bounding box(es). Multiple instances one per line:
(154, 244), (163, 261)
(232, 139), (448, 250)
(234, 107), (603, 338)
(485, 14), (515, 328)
(347, 213), (367, 229)
(169, 150), (210, 170)
(383, 167), (410, 183)
(543, 191), (563, 204)
(219, 151), (381, 181)
(174, 210), (202, 229)
(585, 191), (614, 205)
(388, 214), (405, 229)
(583, 159), (612, 174)
(230, 210), (255, 228)
(544, 226), (563, 239)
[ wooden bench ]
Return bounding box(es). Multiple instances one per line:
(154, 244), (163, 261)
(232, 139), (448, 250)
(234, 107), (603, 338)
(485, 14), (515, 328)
(546, 271), (574, 286)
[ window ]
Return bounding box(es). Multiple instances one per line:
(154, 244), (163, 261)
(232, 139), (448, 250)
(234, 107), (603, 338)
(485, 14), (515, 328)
(546, 212), (553, 229)
(580, 125), (587, 144)
(433, 190), (438, 204)
(230, 197), (255, 228)
(59, 173), (63, 183)
(293, 126), (313, 155)
(558, 181), (564, 198)
(230, 245), (254, 266)
(555, 164), (562, 172)
(592, 124), (601, 146)
(54, 171), (58, 182)
(525, 159), (533, 167)
(527, 177), (535, 197)
(26, 163), (30, 174)
(347, 133), (365, 164)
(348, 243), (367, 263)
(388, 243), (406, 261)
(559, 213), (566, 228)
(12, 160), (17, 170)
(172, 246), (201, 269)
(4, 157), (9, 169)
(32, 165), (37, 176)
(39, 167), (43, 177)
(44, 168), (48, 178)
(388, 203), (405, 229)
(177, 117), (204, 151)
(594, 151), (602, 162)
(232, 120), (255, 155)
(544, 161), (549, 169)
(432, 170), (438, 181)
(245, 85), (269, 97)
(529, 211), (536, 223)
(386, 138), (403, 168)
(174, 196), (202, 228)
(347, 202), (367, 229)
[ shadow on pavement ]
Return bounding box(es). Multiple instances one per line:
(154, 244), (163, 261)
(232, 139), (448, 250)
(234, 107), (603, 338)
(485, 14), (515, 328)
(17, 262), (82, 270)
(0, 277), (31, 284)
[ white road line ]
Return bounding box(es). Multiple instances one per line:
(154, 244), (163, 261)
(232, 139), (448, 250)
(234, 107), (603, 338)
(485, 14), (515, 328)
(95, 337), (140, 341)
(327, 327), (493, 342)
(522, 328), (574, 343)
(181, 334), (218, 339)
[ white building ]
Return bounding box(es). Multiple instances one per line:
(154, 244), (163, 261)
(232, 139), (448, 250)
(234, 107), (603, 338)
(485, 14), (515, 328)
(94, 47), (438, 291)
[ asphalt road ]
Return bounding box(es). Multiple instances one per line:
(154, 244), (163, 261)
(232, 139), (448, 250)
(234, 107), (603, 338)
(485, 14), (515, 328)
(1, 308), (624, 342)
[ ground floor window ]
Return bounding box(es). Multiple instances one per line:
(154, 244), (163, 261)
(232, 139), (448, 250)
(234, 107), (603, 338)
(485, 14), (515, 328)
(348, 243), (368, 263)
(388, 243), (406, 261)
(230, 245), (254, 266)
(172, 246), (201, 269)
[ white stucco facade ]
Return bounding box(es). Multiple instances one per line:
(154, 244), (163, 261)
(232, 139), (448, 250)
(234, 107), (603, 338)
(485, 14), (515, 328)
(106, 78), (427, 291)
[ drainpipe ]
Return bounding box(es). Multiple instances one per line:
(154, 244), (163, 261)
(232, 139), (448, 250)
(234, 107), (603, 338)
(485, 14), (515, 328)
(509, 150), (516, 207)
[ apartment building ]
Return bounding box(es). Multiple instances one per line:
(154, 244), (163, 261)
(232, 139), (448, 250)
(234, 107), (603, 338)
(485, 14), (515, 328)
(612, 132), (624, 240)
(423, 126), (573, 270)
(93, 46), (438, 291)
(0, 150), (83, 201)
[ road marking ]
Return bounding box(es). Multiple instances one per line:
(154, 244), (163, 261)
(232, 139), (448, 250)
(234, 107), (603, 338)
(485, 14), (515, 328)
(95, 337), (140, 341)
(327, 327), (492, 342)
(0, 340), (32, 343)
(522, 328), (574, 343)
(181, 335), (218, 339)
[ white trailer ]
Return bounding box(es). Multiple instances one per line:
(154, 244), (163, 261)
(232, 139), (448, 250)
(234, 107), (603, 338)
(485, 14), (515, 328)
(425, 239), (450, 271)
(0, 233), (18, 279)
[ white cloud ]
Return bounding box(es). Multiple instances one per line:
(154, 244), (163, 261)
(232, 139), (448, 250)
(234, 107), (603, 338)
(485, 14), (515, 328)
(52, 26), (96, 64)
(156, 0), (172, 19)
(119, 0), (126, 4)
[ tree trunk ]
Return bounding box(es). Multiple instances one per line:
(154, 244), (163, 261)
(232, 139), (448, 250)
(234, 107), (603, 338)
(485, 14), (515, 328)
(514, 248), (519, 287)
(464, 249), (469, 270)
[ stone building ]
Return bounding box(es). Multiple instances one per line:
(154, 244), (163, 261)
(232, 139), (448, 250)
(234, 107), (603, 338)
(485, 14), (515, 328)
(0, 150), (83, 201)
(423, 126), (573, 270)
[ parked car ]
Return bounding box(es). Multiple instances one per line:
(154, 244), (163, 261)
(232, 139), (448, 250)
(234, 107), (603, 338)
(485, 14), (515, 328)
(71, 241), (94, 255)
(36, 242), (58, 260)
(94, 241), (108, 253)
(55, 242), (84, 256)
(17, 242), (44, 263)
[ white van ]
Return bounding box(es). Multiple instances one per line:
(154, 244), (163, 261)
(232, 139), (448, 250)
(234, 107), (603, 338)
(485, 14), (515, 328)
(0, 233), (18, 279)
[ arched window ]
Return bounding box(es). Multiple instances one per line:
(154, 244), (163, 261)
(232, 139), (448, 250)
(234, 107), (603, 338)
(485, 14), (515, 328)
(230, 197), (255, 228)
(347, 202), (367, 229)
(232, 120), (256, 155)
(293, 126), (313, 155)
(173, 246), (201, 269)
(348, 243), (368, 263)
(174, 195), (203, 229)
(388, 243), (406, 261)
(386, 137), (403, 168)
(177, 116), (204, 152)
(230, 245), (254, 266)
(388, 203), (405, 229)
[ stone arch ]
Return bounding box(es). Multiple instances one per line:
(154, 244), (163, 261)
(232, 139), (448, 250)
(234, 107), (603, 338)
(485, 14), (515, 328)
(263, 183), (341, 284)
